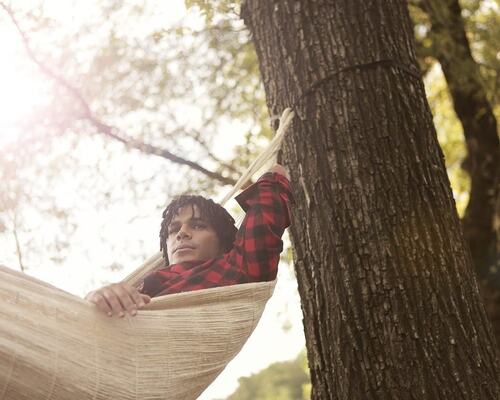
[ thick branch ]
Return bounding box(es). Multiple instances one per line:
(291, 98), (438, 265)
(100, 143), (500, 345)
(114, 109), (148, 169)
(89, 118), (236, 185)
(162, 107), (241, 176)
(1, 3), (237, 187)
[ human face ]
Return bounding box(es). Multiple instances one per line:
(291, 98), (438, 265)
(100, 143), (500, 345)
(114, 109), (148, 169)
(166, 204), (223, 264)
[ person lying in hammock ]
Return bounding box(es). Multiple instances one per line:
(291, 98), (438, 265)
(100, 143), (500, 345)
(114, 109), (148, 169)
(85, 164), (292, 318)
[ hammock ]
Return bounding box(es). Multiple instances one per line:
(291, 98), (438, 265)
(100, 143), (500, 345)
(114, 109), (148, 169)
(0, 109), (294, 400)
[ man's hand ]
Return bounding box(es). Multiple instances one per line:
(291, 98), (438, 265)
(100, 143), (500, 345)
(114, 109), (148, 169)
(85, 283), (151, 317)
(268, 164), (290, 181)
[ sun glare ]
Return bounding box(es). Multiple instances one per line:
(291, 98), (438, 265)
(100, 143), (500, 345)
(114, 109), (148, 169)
(0, 0), (188, 147)
(0, 26), (48, 145)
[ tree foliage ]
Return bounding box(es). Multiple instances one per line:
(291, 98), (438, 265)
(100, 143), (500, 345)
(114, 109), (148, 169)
(226, 350), (310, 400)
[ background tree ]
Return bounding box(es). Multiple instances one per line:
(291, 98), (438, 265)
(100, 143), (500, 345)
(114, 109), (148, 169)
(410, 0), (500, 345)
(242, 0), (499, 398)
(227, 351), (310, 400)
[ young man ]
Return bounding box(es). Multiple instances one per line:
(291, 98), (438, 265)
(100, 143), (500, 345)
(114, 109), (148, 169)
(86, 164), (292, 317)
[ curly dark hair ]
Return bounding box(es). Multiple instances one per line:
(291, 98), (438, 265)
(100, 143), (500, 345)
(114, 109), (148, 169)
(159, 195), (238, 264)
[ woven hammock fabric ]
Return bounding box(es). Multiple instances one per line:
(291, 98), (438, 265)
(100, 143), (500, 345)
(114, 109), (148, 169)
(0, 265), (275, 399)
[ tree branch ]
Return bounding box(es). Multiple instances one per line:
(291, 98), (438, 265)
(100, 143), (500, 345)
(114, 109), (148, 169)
(1, 3), (237, 187)
(162, 107), (241, 176)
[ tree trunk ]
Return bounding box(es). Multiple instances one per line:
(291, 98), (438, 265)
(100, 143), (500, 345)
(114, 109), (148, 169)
(241, 1), (500, 398)
(418, 0), (500, 347)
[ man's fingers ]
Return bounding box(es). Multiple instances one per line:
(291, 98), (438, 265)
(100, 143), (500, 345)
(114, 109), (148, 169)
(101, 288), (128, 317)
(128, 287), (147, 309)
(119, 284), (150, 312)
(109, 285), (137, 317)
(86, 287), (125, 317)
(86, 283), (150, 317)
(89, 292), (113, 316)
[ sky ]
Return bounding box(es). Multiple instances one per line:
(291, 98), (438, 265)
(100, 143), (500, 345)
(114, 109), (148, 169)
(0, 1), (305, 399)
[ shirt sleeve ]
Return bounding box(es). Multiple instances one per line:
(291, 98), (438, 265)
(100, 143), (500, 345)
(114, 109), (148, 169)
(229, 171), (293, 281)
(144, 172), (293, 297)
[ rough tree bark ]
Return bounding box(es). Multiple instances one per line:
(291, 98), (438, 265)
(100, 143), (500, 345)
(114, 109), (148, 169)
(418, 0), (500, 347)
(242, 0), (499, 398)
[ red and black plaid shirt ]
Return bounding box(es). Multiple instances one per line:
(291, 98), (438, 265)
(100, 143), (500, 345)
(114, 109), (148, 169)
(140, 172), (292, 298)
